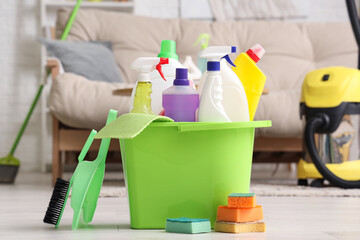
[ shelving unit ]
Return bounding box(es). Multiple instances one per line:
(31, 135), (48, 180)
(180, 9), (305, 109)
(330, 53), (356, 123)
(45, 0), (134, 10)
(39, 0), (134, 172)
(41, 0), (134, 29)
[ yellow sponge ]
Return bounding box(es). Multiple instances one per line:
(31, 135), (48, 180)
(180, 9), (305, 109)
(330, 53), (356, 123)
(214, 221), (266, 233)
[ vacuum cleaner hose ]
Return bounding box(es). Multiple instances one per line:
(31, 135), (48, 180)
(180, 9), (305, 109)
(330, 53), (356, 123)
(305, 115), (360, 189)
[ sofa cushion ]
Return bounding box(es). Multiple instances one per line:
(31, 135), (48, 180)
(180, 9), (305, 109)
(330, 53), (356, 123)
(49, 73), (134, 130)
(55, 9), (357, 137)
(40, 38), (123, 83)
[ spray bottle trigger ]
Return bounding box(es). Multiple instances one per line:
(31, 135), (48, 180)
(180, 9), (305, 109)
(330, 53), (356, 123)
(222, 55), (236, 67)
(156, 58), (169, 81)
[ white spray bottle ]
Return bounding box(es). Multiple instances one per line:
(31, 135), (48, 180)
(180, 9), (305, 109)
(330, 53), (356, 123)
(130, 57), (169, 114)
(198, 46), (236, 122)
(129, 40), (194, 115)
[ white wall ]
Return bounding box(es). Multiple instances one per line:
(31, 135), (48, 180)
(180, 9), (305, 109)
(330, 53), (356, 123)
(0, 0), (42, 172)
(135, 0), (351, 22)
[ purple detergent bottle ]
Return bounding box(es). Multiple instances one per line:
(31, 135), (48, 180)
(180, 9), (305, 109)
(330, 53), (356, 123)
(162, 68), (199, 122)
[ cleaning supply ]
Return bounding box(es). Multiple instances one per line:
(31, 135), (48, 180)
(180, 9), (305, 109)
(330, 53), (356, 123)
(162, 68), (199, 122)
(0, 0), (83, 184)
(299, 67), (360, 188)
(198, 46), (237, 122)
(129, 40), (194, 115)
(130, 57), (169, 114)
(214, 221), (266, 233)
(216, 205), (263, 223)
(194, 33), (210, 73)
(232, 44), (266, 121)
(296, 0), (360, 189)
(215, 192), (265, 233)
(43, 109), (117, 229)
(165, 217), (211, 234)
(198, 58), (250, 122)
(95, 119), (271, 228)
(182, 56), (202, 80)
(43, 130), (96, 228)
(95, 113), (174, 139)
(228, 193), (256, 208)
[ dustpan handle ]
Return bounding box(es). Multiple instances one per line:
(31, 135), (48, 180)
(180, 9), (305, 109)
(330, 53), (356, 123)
(96, 110), (118, 160)
(78, 130), (97, 162)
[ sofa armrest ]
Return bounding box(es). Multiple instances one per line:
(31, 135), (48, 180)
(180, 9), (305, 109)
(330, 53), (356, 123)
(46, 59), (60, 80)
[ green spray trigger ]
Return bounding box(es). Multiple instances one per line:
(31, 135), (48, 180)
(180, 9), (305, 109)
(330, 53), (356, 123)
(194, 33), (210, 50)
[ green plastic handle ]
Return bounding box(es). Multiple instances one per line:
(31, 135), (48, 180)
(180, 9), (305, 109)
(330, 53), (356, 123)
(177, 121), (272, 132)
(60, 0), (83, 41)
(194, 33), (210, 50)
(7, 0), (83, 158)
(96, 110), (118, 162)
(78, 130), (97, 162)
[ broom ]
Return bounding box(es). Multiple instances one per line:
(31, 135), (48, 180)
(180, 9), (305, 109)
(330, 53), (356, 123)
(0, 0), (83, 183)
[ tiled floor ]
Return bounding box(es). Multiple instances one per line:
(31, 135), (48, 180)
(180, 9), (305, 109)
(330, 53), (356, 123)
(1, 172), (360, 240)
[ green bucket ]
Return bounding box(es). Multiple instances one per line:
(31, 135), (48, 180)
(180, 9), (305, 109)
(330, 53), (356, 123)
(119, 120), (271, 229)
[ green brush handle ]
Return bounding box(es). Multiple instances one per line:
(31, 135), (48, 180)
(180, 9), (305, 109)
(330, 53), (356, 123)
(7, 0), (83, 158)
(60, 0), (82, 41)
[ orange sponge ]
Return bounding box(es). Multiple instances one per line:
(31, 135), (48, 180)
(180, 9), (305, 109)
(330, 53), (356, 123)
(228, 193), (256, 208)
(217, 205), (263, 223)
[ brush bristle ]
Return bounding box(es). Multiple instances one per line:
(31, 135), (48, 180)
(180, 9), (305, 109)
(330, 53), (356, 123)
(43, 178), (70, 225)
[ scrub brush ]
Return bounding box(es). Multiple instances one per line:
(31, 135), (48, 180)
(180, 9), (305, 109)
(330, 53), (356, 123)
(44, 110), (117, 229)
(43, 129), (97, 227)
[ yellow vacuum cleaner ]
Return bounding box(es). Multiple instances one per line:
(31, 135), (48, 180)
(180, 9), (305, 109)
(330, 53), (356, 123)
(298, 67), (360, 188)
(298, 0), (360, 189)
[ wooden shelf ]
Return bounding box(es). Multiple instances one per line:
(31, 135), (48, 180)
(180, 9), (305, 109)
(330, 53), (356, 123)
(45, 0), (134, 9)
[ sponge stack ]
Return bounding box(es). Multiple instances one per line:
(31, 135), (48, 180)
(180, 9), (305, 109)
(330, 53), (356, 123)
(215, 193), (265, 233)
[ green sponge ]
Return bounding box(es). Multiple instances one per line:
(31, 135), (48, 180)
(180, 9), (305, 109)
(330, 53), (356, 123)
(165, 217), (211, 234)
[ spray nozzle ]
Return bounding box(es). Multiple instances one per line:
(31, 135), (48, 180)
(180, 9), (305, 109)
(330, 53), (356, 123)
(200, 46), (237, 71)
(156, 58), (169, 81)
(131, 57), (169, 82)
(194, 33), (210, 50)
(221, 55), (236, 67)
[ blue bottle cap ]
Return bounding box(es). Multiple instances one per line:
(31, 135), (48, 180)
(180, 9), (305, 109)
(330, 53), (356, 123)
(173, 68), (190, 86)
(207, 61), (220, 71)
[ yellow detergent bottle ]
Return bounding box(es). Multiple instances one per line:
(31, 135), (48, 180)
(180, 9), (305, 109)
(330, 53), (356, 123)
(130, 57), (169, 114)
(232, 44), (266, 121)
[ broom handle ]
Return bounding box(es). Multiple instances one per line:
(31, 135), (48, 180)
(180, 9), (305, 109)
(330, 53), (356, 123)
(8, 0), (83, 155)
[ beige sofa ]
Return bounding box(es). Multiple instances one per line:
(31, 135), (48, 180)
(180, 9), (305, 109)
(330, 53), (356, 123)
(48, 9), (357, 183)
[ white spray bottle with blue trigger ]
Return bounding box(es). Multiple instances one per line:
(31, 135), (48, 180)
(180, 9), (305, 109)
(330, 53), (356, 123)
(198, 46), (237, 122)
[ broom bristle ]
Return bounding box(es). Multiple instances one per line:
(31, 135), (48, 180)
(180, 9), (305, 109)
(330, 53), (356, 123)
(43, 178), (70, 225)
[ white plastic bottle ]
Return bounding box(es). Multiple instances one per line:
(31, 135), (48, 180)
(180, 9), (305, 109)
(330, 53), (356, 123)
(198, 46), (237, 122)
(198, 58), (250, 122)
(129, 40), (194, 115)
(182, 56), (202, 81)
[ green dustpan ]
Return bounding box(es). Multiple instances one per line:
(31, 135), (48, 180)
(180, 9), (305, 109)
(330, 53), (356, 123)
(70, 109), (117, 229)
